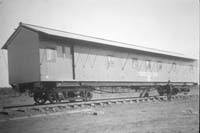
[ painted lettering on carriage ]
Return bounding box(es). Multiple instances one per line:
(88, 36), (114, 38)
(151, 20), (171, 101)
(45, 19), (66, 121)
(138, 72), (158, 81)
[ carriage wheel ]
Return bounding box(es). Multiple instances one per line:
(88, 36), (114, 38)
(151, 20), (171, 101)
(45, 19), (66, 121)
(47, 91), (60, 104)
(67, 91), (76, 102)
(83, 91), (93, 101)
(144, 92), (149, 97)
(157, 86), (164, 96)
(33, 92), (47, 105)
(172, 88), (179, 95)
(158, 91), (164, 96)
(87, 92), (93, 100)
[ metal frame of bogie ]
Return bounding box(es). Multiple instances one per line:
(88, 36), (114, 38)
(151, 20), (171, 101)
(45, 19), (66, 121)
(11, 82), (93, 104)
(31, 87), (94, 105)
(156, 85), (191, 96)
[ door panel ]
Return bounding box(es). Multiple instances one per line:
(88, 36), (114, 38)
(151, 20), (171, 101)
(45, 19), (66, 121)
(40, 45), (73, 81)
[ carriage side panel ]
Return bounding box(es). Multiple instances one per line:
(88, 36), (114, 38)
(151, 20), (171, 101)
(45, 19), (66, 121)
(7, 28), (40, 85)
(74, 44), (197, 83)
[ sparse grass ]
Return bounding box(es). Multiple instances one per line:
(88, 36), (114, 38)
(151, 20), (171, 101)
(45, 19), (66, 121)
(0, 87), (21, 97)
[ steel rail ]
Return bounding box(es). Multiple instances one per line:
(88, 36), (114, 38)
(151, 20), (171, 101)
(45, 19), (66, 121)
(2, 94), (197, 111)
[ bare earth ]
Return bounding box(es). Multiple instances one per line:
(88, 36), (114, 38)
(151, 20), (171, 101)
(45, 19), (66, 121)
(0, 95), (199, 133)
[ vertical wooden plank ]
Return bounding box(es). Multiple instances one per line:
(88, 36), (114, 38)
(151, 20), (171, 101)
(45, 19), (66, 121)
(71, 45), (75, 80)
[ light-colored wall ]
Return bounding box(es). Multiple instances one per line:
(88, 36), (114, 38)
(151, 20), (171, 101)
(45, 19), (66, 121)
(0, 50), (9, 87)
(7, 28), (40, 84)
(5, 30), (198, 85)
(39, 41), (73, 81)
(74, 44), (198, 82)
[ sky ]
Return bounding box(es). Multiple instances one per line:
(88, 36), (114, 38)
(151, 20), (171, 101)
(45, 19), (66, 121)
(0, 0), (199, 87)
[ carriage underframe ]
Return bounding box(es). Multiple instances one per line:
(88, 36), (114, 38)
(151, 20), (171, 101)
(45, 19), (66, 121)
(11, 81), (195, 105)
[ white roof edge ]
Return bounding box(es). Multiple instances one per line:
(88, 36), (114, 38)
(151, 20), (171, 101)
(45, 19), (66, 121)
(4, 22), (197, 60)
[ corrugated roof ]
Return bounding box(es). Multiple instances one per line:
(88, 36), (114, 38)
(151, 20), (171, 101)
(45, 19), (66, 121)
(2, 22), (196, 60)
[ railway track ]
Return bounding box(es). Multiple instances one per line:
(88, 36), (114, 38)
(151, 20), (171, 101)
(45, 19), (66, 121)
(0, 94), (198, 122)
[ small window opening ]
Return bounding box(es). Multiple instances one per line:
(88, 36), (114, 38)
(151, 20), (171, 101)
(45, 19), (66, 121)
(132, 58), (138, 69)
(64, 46), (71, 58)
(56, 46), (64, 58)
(46, 48), (56, 62)
(145, 60), (151, 70)
(107, 55), (115, 69)
(172, 62), (176, 70)
(157, 61), (162, 71)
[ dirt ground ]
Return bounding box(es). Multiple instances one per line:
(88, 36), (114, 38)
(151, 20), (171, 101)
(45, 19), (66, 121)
(0, 87), (199, 133)
(0, 95), (199, 133)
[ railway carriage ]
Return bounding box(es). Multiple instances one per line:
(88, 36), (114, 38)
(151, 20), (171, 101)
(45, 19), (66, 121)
(2, 22), (198, 104)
